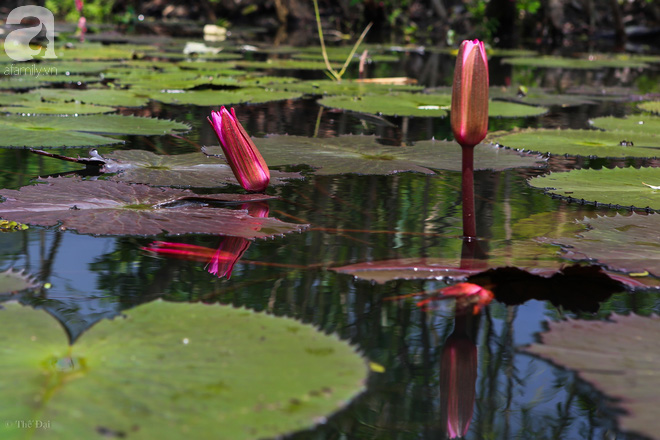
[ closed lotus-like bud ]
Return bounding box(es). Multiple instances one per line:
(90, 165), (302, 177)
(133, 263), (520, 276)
(208, 106), (270, 192)
(451, 39), (489, 148)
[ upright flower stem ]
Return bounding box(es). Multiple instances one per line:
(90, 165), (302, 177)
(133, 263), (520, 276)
(461, 146), (476, 239)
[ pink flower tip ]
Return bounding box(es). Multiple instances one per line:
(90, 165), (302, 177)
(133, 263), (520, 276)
(451, 39), (489, 149)
(208, 107), (270, 192)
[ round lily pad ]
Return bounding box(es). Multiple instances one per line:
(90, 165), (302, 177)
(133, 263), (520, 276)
(268, 79), (423, 96)
(590, 115), (660, 135)
(146, 88), (302, 106)
(0, 300), (367, 439)
(0, 114), (190, 148)
(31, 88), (150, 108)
(236, 59), (342, 71)
(204, 136), (545, 175)
(494, 129), (660, 158)
(319, 93), (547, 118)
(0, 177), (306, 237)
(528, 166), (660, 210)
(523, 314), (660, 440)
(490, 87), (597, 107)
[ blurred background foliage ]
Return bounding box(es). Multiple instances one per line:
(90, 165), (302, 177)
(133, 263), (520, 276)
(2, 0), (659, 49)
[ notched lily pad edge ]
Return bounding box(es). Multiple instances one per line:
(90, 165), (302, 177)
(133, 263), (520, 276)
(525, 176), (660, 213)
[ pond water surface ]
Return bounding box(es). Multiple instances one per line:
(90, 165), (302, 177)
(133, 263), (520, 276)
(1, 47), (659, 439)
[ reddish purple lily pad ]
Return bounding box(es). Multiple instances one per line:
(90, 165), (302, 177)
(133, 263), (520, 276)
(0, 178), (307, 237)
(523, 314), (660, 440)
(204, 135), (546, 176)
(540, 213), (660, 277)
(31, 149), (302, 188)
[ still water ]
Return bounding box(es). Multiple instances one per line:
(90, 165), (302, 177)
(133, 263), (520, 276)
(1, 49), (658, 439)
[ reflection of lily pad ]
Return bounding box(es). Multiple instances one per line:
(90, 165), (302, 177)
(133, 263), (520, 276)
(540, 213), (660, 276)
(0, 269), (41, 295)
(494, 129), (660, 158)
(0, 115), (190, 148)
(523, 314), (660, 440)
(103, 150), (302, 187)
(146, 88), (302, 106)
(0, 300), (367, 440)
(204, 136), (545, 175)
(590, 115), (660, 135)
(0, 178), (305, 237)
(320, 93), (547, 118)
(528, 167), (660, 210)
(638, 101), (660, 114)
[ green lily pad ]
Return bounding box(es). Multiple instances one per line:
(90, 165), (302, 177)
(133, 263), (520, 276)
(319, 93), (547, 118)
(528, 166), (660, 210)
(0, 115), (190, 148)
(638, 101), (660, 114)
(494, 129), (660, 158)
(26, 61), (118, 74)
(146, 88), (302, 106)
(268, 79), (423, 96)
(0, 92), (116, 115)
(49, 43), (154, 60)
(523, 314), (660, 440)
(539, 213), (660, 276)
(29, 88), (150, 108)
(0, 177), (306, 237)
(0, 269), (41, 295)
(204, 136), (545, 175)
(502, 55), (650, 69)
(236, 59), (342, 71)
(0, 300), (367, 439)
(590, 115), (660, 135)
(102, 150), (302, 187)
(108, 69), (211, 91)
(291, 52), (400, 63)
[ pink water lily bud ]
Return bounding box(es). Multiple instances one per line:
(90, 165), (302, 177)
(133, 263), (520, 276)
(208, 107), (270, 192)
(75, 0), (84, 13)
(451, 39), (489, 148)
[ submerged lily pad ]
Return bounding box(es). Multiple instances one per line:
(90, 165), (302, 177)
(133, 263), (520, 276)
(528, 167), (660, 210)
(590, 115), (660, 135)
(494, 129), (660, 158)
(540, 213), (660, 276)
(0, 115), (190, 148)
(523, 314), (660, 440)
(0, 178), (306, 237)
(146, 88), (302, 106)
(0, 269), (41, 295)
(204, 136), (545, 175)
(103, 150), (302, 187)
(0, 300), (367, 439)
(319, 93), (547, 118)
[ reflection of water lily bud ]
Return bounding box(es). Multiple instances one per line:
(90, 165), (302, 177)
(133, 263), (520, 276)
(207, 236), (251, 279)
(77, 16), (87, 42)
(208, 107), (270, 192)
(451, 40), (489, 148)
(441, 327), (477, 439)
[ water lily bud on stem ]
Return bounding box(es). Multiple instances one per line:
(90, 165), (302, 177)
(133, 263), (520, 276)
(451, 39), (489, 149)
(208, 106), (270, 192)
(450, 39), (488, 240)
